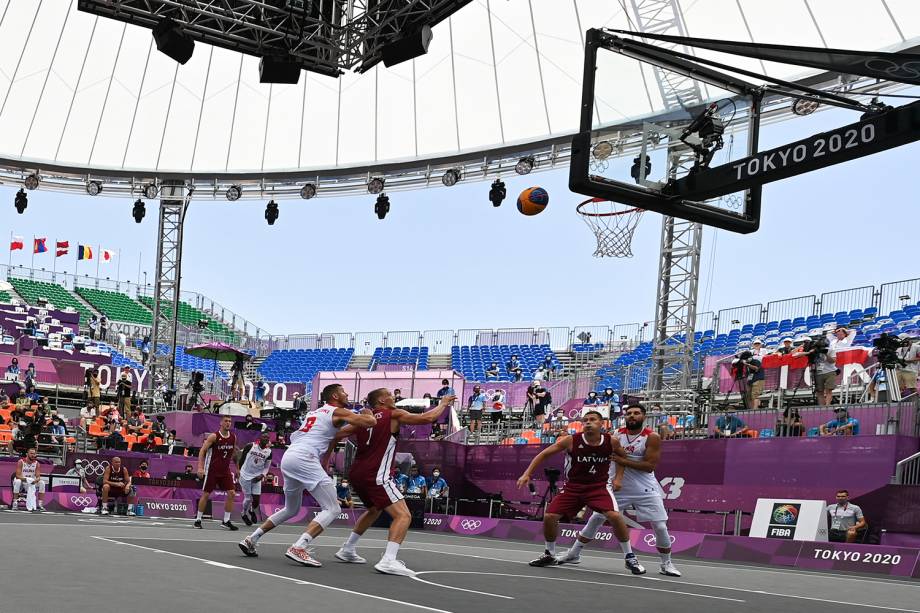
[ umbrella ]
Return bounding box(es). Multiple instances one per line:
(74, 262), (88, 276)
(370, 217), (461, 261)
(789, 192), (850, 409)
(185, 341), (250, 395)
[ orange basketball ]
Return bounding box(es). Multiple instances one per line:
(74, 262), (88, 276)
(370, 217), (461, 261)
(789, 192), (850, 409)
(516, 187), (549, 216)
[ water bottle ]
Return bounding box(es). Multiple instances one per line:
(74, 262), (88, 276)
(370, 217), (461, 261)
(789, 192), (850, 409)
(135, 504), (144, 516)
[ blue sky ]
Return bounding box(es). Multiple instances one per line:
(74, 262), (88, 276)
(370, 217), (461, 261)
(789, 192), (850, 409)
(0, 103), (916, 336)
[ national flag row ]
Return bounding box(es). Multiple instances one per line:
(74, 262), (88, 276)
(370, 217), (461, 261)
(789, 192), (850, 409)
(10, 236), (115, 261)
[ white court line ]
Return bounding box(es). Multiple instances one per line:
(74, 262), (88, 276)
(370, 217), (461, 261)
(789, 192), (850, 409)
(414, 571), (744, 603)
(91, 536), (452, 613)
(411, 573), (515, 600)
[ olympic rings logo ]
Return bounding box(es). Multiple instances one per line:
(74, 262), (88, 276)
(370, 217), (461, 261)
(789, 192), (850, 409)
(643, 533), (676, 546)
(459, 519), (482, 530)
(863, 58), (920, 80)
(82, 460), (109, 476)
(70, 496), (94, 507)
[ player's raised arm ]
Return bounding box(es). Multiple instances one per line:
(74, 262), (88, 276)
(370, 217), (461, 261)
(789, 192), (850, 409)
(394, 395), (456, 425)
(613, 431), (661, 473)
(517, 435), (572, 488)
(335, 424), (357, 441)
(197, 433), (217, 478)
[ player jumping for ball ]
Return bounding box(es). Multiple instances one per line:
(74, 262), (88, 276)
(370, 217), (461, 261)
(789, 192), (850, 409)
(556, 403), (681, 577)
(517, 410), (645, 574)
(238, 384), (376, 566)
(333, 388), (456, 576)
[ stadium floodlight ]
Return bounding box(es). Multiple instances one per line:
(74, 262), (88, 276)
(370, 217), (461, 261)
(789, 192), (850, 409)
(374, 193), (390, 220)
(143, 183), (159, 199)
(265, 200), (279, 225)
(515, 156), (535, 175)
(86, 181), (103, 196)
(132, 199), (146, 223)
(367, 177), (385, 194)
(153, 19), (194, 65)
(792, 98), (820, 116)
(489, 179), (506, 207)
(441, 169), (461, 187)
(23, 174), (40, 191)
(14, 189), (27, 214)
(225, 185), (242, 201)
(300, 183), (317, 199)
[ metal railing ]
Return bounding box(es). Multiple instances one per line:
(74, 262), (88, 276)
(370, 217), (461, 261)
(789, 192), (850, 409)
(894, 452), (920, 485)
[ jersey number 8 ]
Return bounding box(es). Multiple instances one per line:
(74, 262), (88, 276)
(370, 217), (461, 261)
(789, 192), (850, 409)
(300, 416), (317, 433)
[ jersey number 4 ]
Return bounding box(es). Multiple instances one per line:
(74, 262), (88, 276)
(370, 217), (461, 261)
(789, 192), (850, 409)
(588, 465), (597, 474)
(300, 416), (317, 433)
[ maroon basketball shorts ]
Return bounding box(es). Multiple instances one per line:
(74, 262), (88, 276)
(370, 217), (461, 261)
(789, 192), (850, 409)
(350, 470), (403, 510)
(203, 470), (235, 493)
(546, 481), (618, 518)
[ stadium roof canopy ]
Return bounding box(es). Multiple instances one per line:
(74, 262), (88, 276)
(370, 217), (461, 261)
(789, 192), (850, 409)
(0, 0), (916, 199)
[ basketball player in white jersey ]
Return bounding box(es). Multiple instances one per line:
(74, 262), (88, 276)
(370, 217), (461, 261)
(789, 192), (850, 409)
(10, 448), (45, 511)
(557, 403), (681, 577)
(238, 433), (273, 526)
(239, 384), (376, 566)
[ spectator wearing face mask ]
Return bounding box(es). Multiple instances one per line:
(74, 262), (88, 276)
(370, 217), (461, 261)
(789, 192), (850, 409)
(133, 462), (151, 479)
(485, 363), (500, 381)
(336, 478), (353, 509)
(427, 468), (448, 499)
(583, 391), (602, 406)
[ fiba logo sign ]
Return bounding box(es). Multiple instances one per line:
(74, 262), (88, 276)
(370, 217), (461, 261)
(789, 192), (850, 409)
(767, 502), (801, 539)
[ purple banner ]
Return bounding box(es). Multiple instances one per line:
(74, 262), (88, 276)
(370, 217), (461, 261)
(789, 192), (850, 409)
(698, 535), (920, 577)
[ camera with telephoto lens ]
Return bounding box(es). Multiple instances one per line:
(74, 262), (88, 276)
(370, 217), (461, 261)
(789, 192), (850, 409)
(731, 350), (754, 379)
(801, 335), (830, 364)
(190, 371), (204, 393)
(873, 332), (909, 369)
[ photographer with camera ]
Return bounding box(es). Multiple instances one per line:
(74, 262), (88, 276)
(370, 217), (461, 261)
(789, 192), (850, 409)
(896, 333), (920, 396)
(868, 332), (915, 402)
(792, 334), (837, 406)
(730, 350), (762, 409)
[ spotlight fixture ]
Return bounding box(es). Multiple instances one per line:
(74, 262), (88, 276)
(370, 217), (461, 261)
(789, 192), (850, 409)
(515, 156), (535, 175)
(488, 179), (506, 207)
(86, 180), (103, 196)
(592, 141), (614, 161)
(792, 98), (820, 116)
(152, 18), (194, 65)
(143, 183), (159, 199)
(132, 199), (146, 224)
(300, 183), (317, 199)
(441, 168), (461, 187)
(265, 200), (279, 225)
(367, 177), (385, 194)
(374, 193), (390, 220)
(225, 185), (242, 201)
(23, 174), (40, 191)
(14, 189), (27, 214)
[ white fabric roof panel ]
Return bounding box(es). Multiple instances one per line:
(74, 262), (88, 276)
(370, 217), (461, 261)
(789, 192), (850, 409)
(0, 0), (914, 174)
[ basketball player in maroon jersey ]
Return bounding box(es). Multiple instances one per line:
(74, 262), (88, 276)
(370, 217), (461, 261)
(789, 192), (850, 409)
(332, 388), (456, 576)
(517, 410), (645, 574)
(195, 415), (239, 530)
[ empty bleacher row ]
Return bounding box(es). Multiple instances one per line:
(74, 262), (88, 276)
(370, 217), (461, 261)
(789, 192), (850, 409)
(8, 277), (94, 322)
(258, 348), (354, 387)
(76, 287), (152, 326)
(370, 346), (429, 370)
(137, 296), (236, 341)
(451, 344), (559, 381)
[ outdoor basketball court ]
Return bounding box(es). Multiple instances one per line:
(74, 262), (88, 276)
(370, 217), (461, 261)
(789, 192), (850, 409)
(2, 511), (916, 613)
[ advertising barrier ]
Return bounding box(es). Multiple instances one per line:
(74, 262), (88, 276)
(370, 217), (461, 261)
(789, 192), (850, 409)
(750, 498), (828, 541)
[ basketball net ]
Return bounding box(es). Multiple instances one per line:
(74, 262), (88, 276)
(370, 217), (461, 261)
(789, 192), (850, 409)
(576, 198), (644, 258)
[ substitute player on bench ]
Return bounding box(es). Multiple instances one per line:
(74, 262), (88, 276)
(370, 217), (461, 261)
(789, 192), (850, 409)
(517, 410), (645, 574)
(333, 388), (456, 576)
(558, 403), (681, 577)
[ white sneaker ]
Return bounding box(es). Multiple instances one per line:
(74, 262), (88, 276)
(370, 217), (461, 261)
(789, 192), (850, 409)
(660, 561), (682, 577)
(285, 546), (322, 567)
(101, 508), (110, 515)
(238, 537), (258, 557)
(555, 548), (582, 565)
(374, 558), (416, 577)
(335, 549), (367, 564)
(625, 555), (647, 575)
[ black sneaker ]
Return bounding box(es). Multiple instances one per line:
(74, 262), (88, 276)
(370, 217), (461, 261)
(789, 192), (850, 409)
(249, 510), (259, 525)
(221, 521), (239, 531)
(242, 513), (253, 526)
(194, 519), (202, 529)
(625, 554), (647, 575)
(529, 551), (558, 567)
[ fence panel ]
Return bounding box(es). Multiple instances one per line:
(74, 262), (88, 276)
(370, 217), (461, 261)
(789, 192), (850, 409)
(765, 295), (817, 324)
(456, 329), (480, 347)
(422, 329), (455, 353)
(354, 332), (385, 355)
(573, 326), (610, 348)
(639, 321), (654, 343)
(320, 333), (353, 349)
(715, 303), (763, 335)
(819, 285), (875, 316)
(474, 329), (497, 345)
(495, 328), (537, 346)
(284, 334), (320, 349)
(538, 327), (571, 352)
(878, 278), (920, 318)
(612, 323), (641, 348)
(695, 312), (715, 335)
(385, 331), (421, 348)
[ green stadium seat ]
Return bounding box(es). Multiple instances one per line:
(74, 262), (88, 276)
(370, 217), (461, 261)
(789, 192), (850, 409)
(7, 277), (93, 322)
(75, 287), (153, 326)
(137, 296), (237, 342)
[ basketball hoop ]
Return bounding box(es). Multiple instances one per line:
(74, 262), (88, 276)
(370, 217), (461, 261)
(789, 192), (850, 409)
(576, 197), (644, 258)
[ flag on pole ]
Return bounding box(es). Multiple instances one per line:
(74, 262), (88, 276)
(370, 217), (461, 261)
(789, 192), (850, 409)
(10, 236), (23, 251)
(101, 249), (115, 263)
(33, 238), (48, 254)
(78, 245), (93, 260)
(56, 240), (69, 257)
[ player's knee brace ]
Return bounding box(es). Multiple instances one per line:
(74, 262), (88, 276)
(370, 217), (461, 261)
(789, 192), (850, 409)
(652, 521), (672, 549)
(579, 511), (607, 540)
(313, 503), (342, 530)
(12, 478), (22, 493)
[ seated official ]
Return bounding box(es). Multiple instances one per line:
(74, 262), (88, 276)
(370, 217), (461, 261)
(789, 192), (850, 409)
(827, 489), (867, 543)
(714, 409), (747, 438)
(820, 408), (860, 436)
(775, 408), (805, 437)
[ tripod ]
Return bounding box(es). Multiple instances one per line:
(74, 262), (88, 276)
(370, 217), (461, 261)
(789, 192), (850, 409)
(861, 364), (902, 404)
(787, 360), (819, 406)
(536, 480), (558, 520)
(721, 360), (751, 410)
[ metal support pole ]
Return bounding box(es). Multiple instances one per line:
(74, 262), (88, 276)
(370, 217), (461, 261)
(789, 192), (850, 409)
(149, 180), (189, 400)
